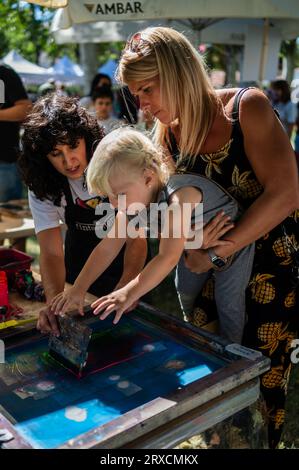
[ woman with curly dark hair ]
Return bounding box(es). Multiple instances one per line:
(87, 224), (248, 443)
(19, 94), (146, 335)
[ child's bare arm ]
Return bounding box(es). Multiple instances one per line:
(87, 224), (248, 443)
(92, 187), (202, 323)
(115, 235), (148, 289)
(92, 217), (186, 323)
(125, 186), (202, 300)
(126, 231), (185, 300)
(50, 211), (127, 314)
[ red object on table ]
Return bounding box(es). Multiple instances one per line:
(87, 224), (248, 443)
(0, 270), (9, 307)
(0, 270), (24, 321)
(0, 248), (33, 283)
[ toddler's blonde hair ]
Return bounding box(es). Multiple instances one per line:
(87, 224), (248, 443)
(86, 127), (172, 196)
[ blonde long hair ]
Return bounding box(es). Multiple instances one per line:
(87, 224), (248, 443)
(86, 127), (171, 196)
(117, 27), (220, 164)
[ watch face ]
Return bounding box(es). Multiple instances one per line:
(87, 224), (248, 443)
(213, 257), (226, 268)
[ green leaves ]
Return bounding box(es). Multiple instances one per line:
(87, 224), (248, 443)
(0, 0), (78, 65)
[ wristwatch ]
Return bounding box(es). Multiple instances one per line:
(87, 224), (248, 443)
(207, 248), (227, 269)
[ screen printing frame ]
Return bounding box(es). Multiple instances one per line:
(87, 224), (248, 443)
(0, 301), (270, 449)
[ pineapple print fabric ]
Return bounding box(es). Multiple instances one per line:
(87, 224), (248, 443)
(171, 88), (299, 448)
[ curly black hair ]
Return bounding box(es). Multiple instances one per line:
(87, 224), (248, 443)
(19, 94), (105, 205)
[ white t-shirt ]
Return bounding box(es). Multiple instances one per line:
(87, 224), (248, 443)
(29, 177), (101, 234)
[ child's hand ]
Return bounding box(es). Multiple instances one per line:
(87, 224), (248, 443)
(91, 288), (134, 324)
(50, 287), (86, 316)
(113, 282), (139, 313)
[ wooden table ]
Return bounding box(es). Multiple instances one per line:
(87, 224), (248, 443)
(0, 218), (66, 243)
(0, 274), (97, 339)
(0, 218), (36, 242)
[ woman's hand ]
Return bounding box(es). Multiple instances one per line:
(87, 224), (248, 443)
(37, 306), (60, 336)
(200, 211), (234, 249)
(91, 287), (134, 324)
(50, 287), (86, 316)
(184, 249), (213, 274)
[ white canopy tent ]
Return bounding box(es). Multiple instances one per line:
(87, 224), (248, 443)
(50, 0), (299, 30)
(1, 50), (85, 85)
(1, 50), (53, 84)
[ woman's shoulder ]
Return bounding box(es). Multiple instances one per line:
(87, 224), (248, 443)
(216, 87), (268, 109)
(216, 87), (239, 105)
(28, 189), (64, 213)
(214, 87), (274, 141)
(215, 87), (272, 126)
(237, 88), (274, 130)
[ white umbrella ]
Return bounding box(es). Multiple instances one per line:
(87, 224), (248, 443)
(25, 0), (67, 7)
(51, 0), (299, 31)
(53, 19), (171, 43)
(53, 18), (299, 45)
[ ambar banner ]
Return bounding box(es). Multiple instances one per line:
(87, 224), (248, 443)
(51, 0), (299, 30)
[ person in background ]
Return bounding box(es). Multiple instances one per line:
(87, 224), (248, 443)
(92, 86), (122, 134)
(0, 64), (31, 203)
(117, 26), (299, 448)
(270, 80), (297, 138)
(19, 94), (147, 336)
(79, 73), (112, 112)
(38, 78), (56, 97)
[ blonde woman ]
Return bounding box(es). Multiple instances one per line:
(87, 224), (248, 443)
(51, 128), (255, 344)
(116, 27), (299, 448)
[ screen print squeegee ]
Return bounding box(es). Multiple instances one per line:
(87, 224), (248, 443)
(48, 306), (93, 377)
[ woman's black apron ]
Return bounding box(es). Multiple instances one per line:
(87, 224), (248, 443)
(63, 181), (124, 297)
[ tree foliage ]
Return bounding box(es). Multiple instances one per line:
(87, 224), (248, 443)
(0, 0), (78, 64)
(280, 39), (299, 82)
